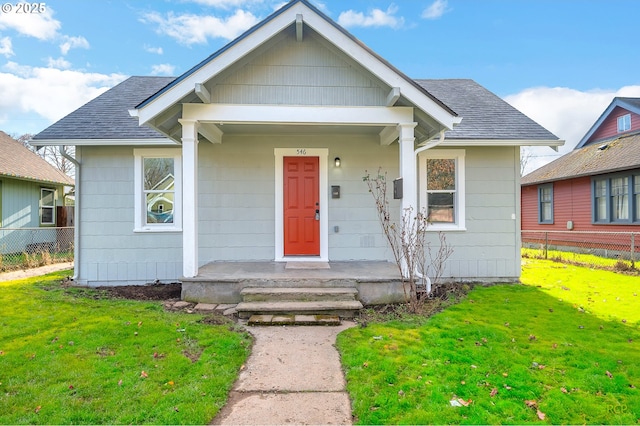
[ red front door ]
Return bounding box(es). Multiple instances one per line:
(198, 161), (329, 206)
(284, 156), (320, 256)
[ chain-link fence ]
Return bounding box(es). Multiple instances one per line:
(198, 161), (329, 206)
(522, 230), (639, 271)
(0, 227), (74, 272)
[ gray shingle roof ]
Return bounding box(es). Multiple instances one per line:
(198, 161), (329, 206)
(0, 131), (74, 185)
(416, 79), (559, 141)
(33, 76), (175, 141)
(521, 132), (640, 185)
(34, 76), (559, 143)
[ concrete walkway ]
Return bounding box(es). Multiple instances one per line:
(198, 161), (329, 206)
(212, 322), (355, 425)
(0, 262), (73, 282)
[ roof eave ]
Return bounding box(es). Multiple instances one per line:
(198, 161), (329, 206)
(440, 138), (564, 147)
(32, 138), (177, 147)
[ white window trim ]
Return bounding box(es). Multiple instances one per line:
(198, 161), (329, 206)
(419, 149), (466, 231)
(617, 113), (631, 133)
(134, 148), (182, 233)
(40, 188), (56, 226)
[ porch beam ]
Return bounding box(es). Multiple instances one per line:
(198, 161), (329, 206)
(179, 119), (199, 278)
(195, 83), (211, 104)
(379, 125), (398, 146)
(386, 87), (401, 106)
(198, 123), (223, 144)
(182, 104), (414, 126)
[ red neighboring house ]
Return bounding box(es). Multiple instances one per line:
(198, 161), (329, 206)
(521, 97), (640, 251)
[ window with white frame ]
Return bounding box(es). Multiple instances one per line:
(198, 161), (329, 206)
(419, 149), (465, 230)
(134, 149), (182, 232)
(617, 114), (631, 133)
(40, 188), (55, 226)
(538, 184), (553, 224)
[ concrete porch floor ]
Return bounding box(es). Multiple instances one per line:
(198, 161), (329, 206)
(191, 260), (401, 281)
(181, 261), (405, 305)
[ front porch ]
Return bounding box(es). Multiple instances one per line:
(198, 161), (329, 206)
(181, 260), (404, 306)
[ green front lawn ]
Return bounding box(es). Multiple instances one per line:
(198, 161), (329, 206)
(0, 271), (251, 425)
(337, 259), (640, 424)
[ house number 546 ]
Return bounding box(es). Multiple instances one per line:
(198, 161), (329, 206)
(296, 149), (307, 155)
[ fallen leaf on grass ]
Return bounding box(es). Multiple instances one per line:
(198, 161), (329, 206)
(606, 371), (613, 379)
(525, 400), (537, 407)
(167, 381), (175, 386)
(561, 387), (568, 394)
(362, 361), (369, 368)
(35, 406), (41, 413)
(490, 388), (498, 397)
(537, 409), (546, 420)
(457, 398), (472, 407)
(118, 379), (123, 386)
(140, 371), (148, 378)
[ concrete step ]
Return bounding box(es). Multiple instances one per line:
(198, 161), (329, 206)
(236, 300), (363, 319)
(240, 287), (358, 302)
(248, 314), (341, 326)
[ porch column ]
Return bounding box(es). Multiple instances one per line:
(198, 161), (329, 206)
(398, 123), (418, 213)
(180, 119), (199, 278)
(398, 122), (418, 279)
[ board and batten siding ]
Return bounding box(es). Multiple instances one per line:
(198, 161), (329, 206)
(208, 30), (387, 107)
(434, 146), (521, 281)
(76, 146), (182, 286)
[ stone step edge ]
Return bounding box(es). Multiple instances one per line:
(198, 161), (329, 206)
(236, 300), (363, 312)
(240, 287), (358, 294)
(247, 314), (341, 326)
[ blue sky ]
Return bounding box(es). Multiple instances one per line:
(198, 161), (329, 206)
(1, 0), (639, 172)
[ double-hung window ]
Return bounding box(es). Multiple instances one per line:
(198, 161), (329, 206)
(419, 149), (465, 230)
(538, 184), (553, 224)
(40, 188), (55, 226)
(134, 149), (182, 232)
(593, 173), (640, 224)
(617, 114), (631, 133)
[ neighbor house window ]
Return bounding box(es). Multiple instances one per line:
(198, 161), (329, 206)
(538, 184), (553, 224)
(419, 149), (466, 230)
(134, 149), (182, 232)
(592, 173), (640, 224)
(40, 188), (55, 226)
(617, 114), (631, 133)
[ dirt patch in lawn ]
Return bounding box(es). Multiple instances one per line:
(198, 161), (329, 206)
(97, 283), (182, 301)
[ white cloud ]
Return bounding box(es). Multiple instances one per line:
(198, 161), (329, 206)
(187, 0), (258, 8)
(0, 7), (60, 40)
(0, 62), (126, 126)
(0, 36), (13, 57)
(59, 35), (90, 55)
(150, 63), (176, 76)
(505, 85), (640, 174)
(422, 0), (450, 20)
(144, 45), (164, 55)
(141, 9), (260, 45)
(338, 4), (405, 29)
(46, 56), (71, 69)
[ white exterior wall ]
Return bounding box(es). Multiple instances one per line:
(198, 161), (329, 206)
(431, 146), (520, 281)
(77, 146), (182, 286)
(198, 133), (399, 263)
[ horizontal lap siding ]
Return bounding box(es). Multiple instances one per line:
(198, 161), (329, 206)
(78, 146), (182, 286)
(198, 134), (399, 262)
(438, 146), (520, 281)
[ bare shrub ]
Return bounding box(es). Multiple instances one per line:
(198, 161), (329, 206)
(364, 168), (453, 313)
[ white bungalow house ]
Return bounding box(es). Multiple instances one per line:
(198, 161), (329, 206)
(33, 0), (561, 306)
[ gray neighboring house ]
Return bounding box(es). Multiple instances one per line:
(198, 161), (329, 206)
(32, 0), (560, 302)
(0, 131), (74, 254)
